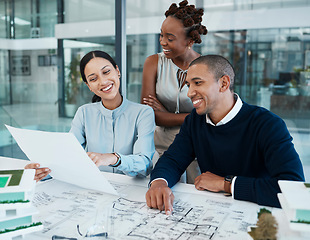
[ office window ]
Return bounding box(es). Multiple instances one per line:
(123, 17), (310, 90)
(38, 55), (57, 66)
(125, 0), (170, 103)
(203, 0), (310, 11)
(0, 0), (7, 38)
(36, 0), (57, 38)
(126, 34), (158, 103)
(64, 0), (114, 23)
(0, 50), (10, 105)
(14, 0), (32, 39)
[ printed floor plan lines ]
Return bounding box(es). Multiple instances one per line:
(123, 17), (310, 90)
(30, 176), (259, 240)
(108, 197), (225, 239)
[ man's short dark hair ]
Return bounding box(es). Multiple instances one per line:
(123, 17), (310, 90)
(189, 55), (235, 90)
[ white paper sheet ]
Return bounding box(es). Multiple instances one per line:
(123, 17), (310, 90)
(5, 125), (117, 196)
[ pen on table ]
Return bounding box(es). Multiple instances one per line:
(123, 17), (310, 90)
(52, 235), (77, 240)
(77, 224), (108, 238)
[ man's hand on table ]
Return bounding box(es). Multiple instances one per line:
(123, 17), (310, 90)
(145, 179), (174, 215)
(194, 171), (225, 192)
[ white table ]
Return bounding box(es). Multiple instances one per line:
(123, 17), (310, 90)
(1, 156), (308, 240)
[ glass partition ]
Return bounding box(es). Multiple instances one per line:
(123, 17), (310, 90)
(14, 0), (32, 39)
(0, 49), (10, 105)
(203, 0), (310, 11)
(0, 0), (57, 39)
(64, 0), (114, 23)
(10, 49), (57, 105)
(34, 0), (57, 38)
(0, 106), (27, 159)
(0, 0), (8, 38)
(126, 34), (158, 103)
(125, 0), (170, 103)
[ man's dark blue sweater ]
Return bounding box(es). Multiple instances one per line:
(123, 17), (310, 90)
(150, 101), (305, 207)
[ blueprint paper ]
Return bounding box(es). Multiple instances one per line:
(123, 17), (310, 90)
(31, 179), (118, 239)
(28, 175), (260, 240)
(5, 125), (117, 196)
(14, 172), (306, 240)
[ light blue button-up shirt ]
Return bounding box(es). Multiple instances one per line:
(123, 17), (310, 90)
(70, 98), (155, 177)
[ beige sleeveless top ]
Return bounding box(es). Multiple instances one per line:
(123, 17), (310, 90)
(156, 52), (193, 114)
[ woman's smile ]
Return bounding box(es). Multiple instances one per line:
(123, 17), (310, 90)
(101, 83), (113, 93)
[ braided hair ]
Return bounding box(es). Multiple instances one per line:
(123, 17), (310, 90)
(165, 0), (207, 44)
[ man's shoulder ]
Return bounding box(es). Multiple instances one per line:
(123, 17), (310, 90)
(242, 102), (284, 127)
(243, 102), (280, 119)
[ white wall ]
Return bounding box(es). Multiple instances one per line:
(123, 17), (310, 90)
(11, 49), (58, 104)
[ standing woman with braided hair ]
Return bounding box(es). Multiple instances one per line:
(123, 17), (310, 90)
(141, 0), (207, 183)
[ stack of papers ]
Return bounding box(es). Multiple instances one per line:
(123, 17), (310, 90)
(0, 169), (43, 240)
(278, 180), (310, 232)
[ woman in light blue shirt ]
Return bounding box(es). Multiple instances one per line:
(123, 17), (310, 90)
(26, 51), (155, 179)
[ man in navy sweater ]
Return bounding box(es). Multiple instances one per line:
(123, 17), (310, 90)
(146, 55), (304, 215)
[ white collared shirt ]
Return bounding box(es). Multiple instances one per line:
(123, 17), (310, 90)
(205, 93), (243, 198)
(206, 93), (243, 126)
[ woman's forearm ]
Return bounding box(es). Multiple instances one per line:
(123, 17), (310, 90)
(154, 111), (189, 127)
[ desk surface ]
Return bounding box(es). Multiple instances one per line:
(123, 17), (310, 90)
(1, 157), (308, 240)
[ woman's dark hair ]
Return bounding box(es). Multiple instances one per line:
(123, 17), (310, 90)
(165, 0), (207, 44)
(80, 50), (118, 103)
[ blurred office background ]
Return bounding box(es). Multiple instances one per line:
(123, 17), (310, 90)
(0, 0), (310, 180)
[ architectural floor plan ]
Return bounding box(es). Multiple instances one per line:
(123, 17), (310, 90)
(109, 197), (220, 239)
(29, 173), (260, 240)
(101, 194), (257, 240)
